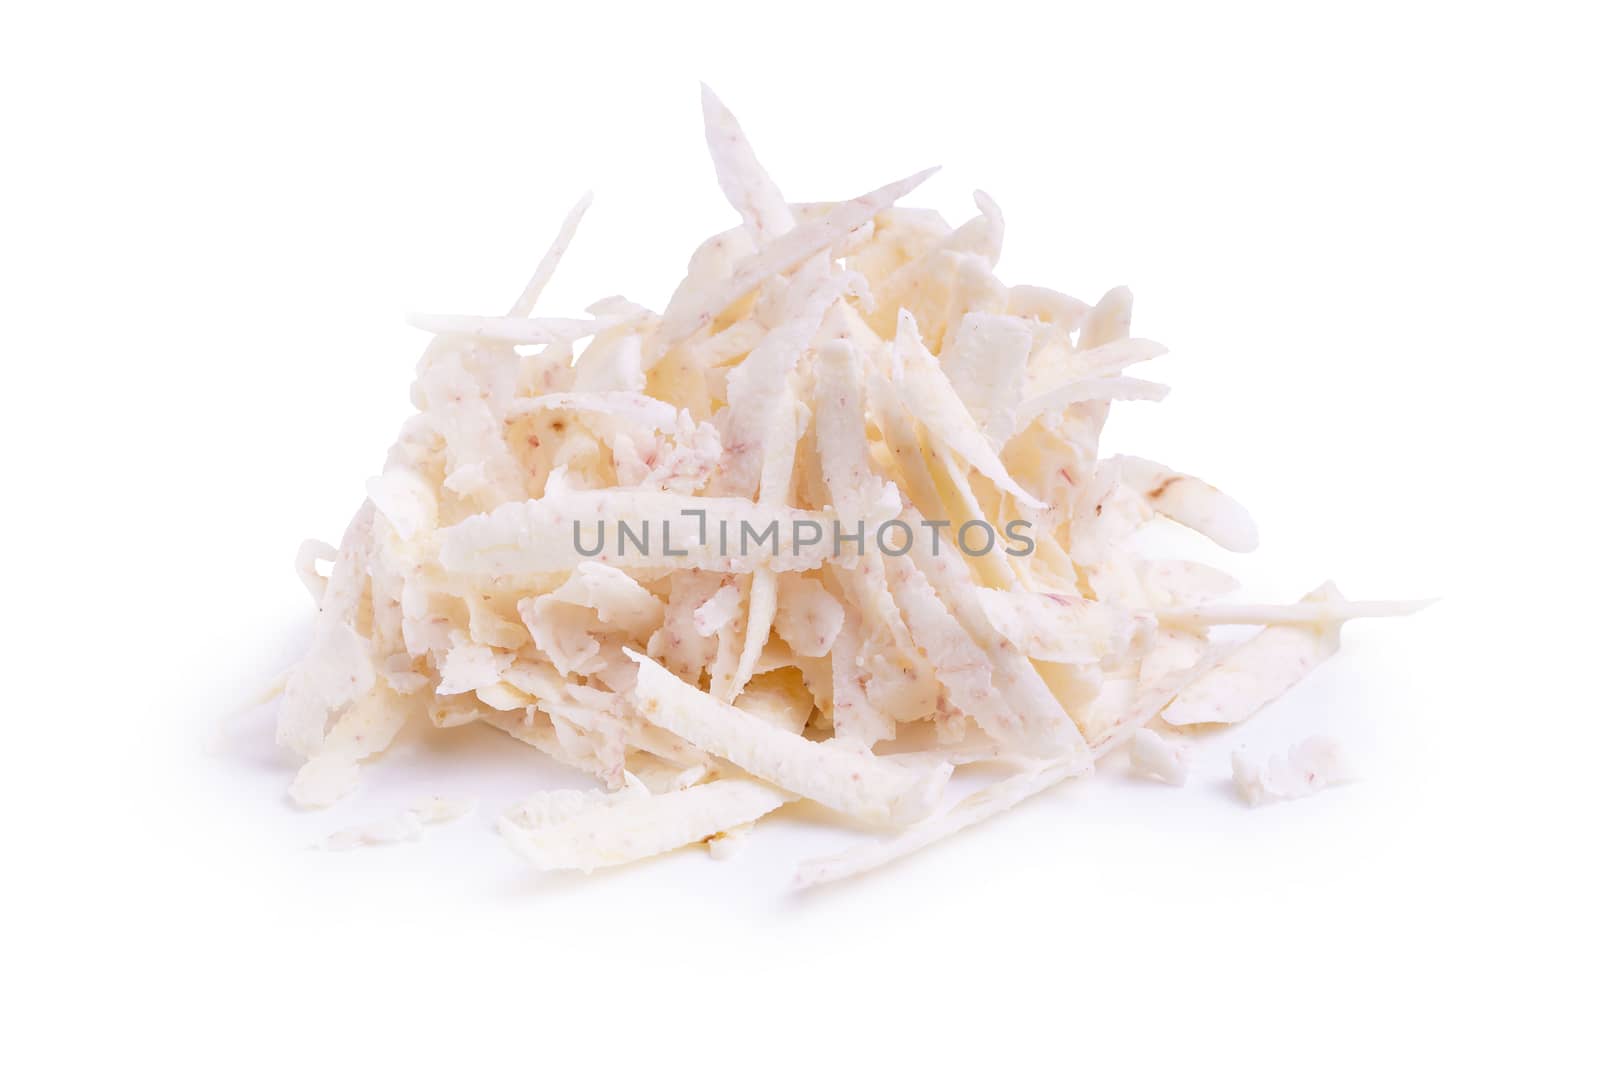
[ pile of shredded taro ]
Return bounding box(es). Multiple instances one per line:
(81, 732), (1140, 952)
(269, 88), (1424, 884)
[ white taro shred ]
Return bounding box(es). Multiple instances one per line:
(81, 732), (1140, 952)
(321, 796), (477, 852)
(1231, 737), (1357, 807)
(1128, 728), (1188, 786)
(262, 86), (1426, 884)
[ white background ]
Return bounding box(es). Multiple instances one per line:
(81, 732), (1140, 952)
(5, 1), (1595, 1062)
